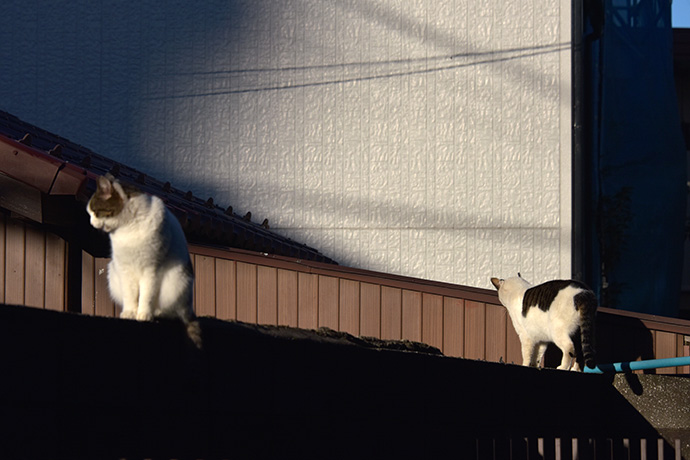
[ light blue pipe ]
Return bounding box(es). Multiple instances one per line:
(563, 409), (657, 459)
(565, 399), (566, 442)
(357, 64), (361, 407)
(584, 356), (690, 373)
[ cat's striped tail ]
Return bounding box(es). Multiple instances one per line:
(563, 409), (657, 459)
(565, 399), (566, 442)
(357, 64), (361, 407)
(186, 319), (203, 349)
(576, 290), (597, 369)
(180, 315), (203, 349)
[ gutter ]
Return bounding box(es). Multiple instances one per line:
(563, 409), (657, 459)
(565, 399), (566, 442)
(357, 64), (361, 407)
(0, 133), (87, 197)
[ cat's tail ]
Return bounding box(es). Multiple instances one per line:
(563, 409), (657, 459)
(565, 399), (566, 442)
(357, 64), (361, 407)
(184, 317), (203, 349)
(576, 290), (597, 369)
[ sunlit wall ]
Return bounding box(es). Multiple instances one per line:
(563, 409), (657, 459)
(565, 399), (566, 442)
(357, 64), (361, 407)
(0, 0), (572, 288)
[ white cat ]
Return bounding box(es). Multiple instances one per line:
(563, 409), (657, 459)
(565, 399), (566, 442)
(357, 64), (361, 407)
(490, 274), (596, 371)
(87, 174), (201, 347)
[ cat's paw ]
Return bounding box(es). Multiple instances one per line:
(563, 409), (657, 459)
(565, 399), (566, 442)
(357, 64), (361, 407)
(120, 310), (137, 320)
(136, 310), (154, 321)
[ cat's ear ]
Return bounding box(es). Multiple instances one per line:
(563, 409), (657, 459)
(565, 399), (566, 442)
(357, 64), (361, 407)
(490, 277), (502, 290)
(97, 175), (114, 200)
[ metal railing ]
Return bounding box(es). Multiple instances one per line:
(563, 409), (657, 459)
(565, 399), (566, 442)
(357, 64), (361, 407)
(585, 356), (690, 374)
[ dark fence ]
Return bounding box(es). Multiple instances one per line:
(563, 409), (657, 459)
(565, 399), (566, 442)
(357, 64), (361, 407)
(0, 303), (683, 460)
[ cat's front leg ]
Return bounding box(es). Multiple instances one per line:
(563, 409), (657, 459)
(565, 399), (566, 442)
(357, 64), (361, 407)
(108, 264), (137, 319)
(119, 283), (139, 319)
(135, 271), (159, 321)
(120, 308), (137, 319)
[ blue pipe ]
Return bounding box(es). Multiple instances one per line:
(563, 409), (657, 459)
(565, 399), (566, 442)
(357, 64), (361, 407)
(584, 356), (690, 373)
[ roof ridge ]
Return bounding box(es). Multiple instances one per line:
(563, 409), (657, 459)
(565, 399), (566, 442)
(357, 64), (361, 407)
(0, 110), (336, 264)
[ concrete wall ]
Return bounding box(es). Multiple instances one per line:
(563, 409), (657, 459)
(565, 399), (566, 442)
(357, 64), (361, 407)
(0, 0), (572, 288)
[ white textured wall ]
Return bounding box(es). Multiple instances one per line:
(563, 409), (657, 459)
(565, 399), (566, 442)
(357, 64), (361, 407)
(0, 0), (571, 288)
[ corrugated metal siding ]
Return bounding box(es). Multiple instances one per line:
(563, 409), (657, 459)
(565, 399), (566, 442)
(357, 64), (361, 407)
(190, 249), (523, 359)
(381, 286), (402, 340)
(277, 268), (298, 327)
(184, 245), (690, 372)
(2, 211), (690, 374)
(360, 282), (380, 337)
(81, 251), (115, 317)
(1, 213), (66, 310)
(5, 217), (24, 305)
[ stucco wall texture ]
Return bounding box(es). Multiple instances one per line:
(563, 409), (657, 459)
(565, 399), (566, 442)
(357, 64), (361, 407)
(0, 1), (571, 288)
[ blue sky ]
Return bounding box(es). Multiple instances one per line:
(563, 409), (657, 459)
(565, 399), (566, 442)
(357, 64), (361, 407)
(674, 0), (690, 27)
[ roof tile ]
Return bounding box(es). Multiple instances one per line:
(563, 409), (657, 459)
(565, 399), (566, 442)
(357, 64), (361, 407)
(0, 110), (335, 264)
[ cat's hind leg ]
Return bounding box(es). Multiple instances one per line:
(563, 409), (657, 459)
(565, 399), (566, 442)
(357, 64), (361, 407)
(536, 343), (548, 368)
(553, 334), (576, 370)
(158, 264), (193, 317)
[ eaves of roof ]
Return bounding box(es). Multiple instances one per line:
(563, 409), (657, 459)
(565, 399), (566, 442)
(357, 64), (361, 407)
(0, 110), (336, 264)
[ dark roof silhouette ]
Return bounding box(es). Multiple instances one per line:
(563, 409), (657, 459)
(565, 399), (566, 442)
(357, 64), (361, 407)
(0, 110), (335, 263)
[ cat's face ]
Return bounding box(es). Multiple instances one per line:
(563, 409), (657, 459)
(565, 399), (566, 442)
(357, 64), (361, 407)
(491, 274), (531, 307)
(87, 175), (140, 232)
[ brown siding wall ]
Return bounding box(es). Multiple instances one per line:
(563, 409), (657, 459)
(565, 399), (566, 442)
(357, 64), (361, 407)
(184, 246), (522, 360)
(81, 251), (115, 317)
(3, 210), (690, 374)
(184, 245), (690, 373)
(1, 213), (67, 311)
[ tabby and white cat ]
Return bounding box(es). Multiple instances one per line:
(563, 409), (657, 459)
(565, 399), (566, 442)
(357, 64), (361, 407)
(490, 274), (596, 371)
(87, 174), (201, 348)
